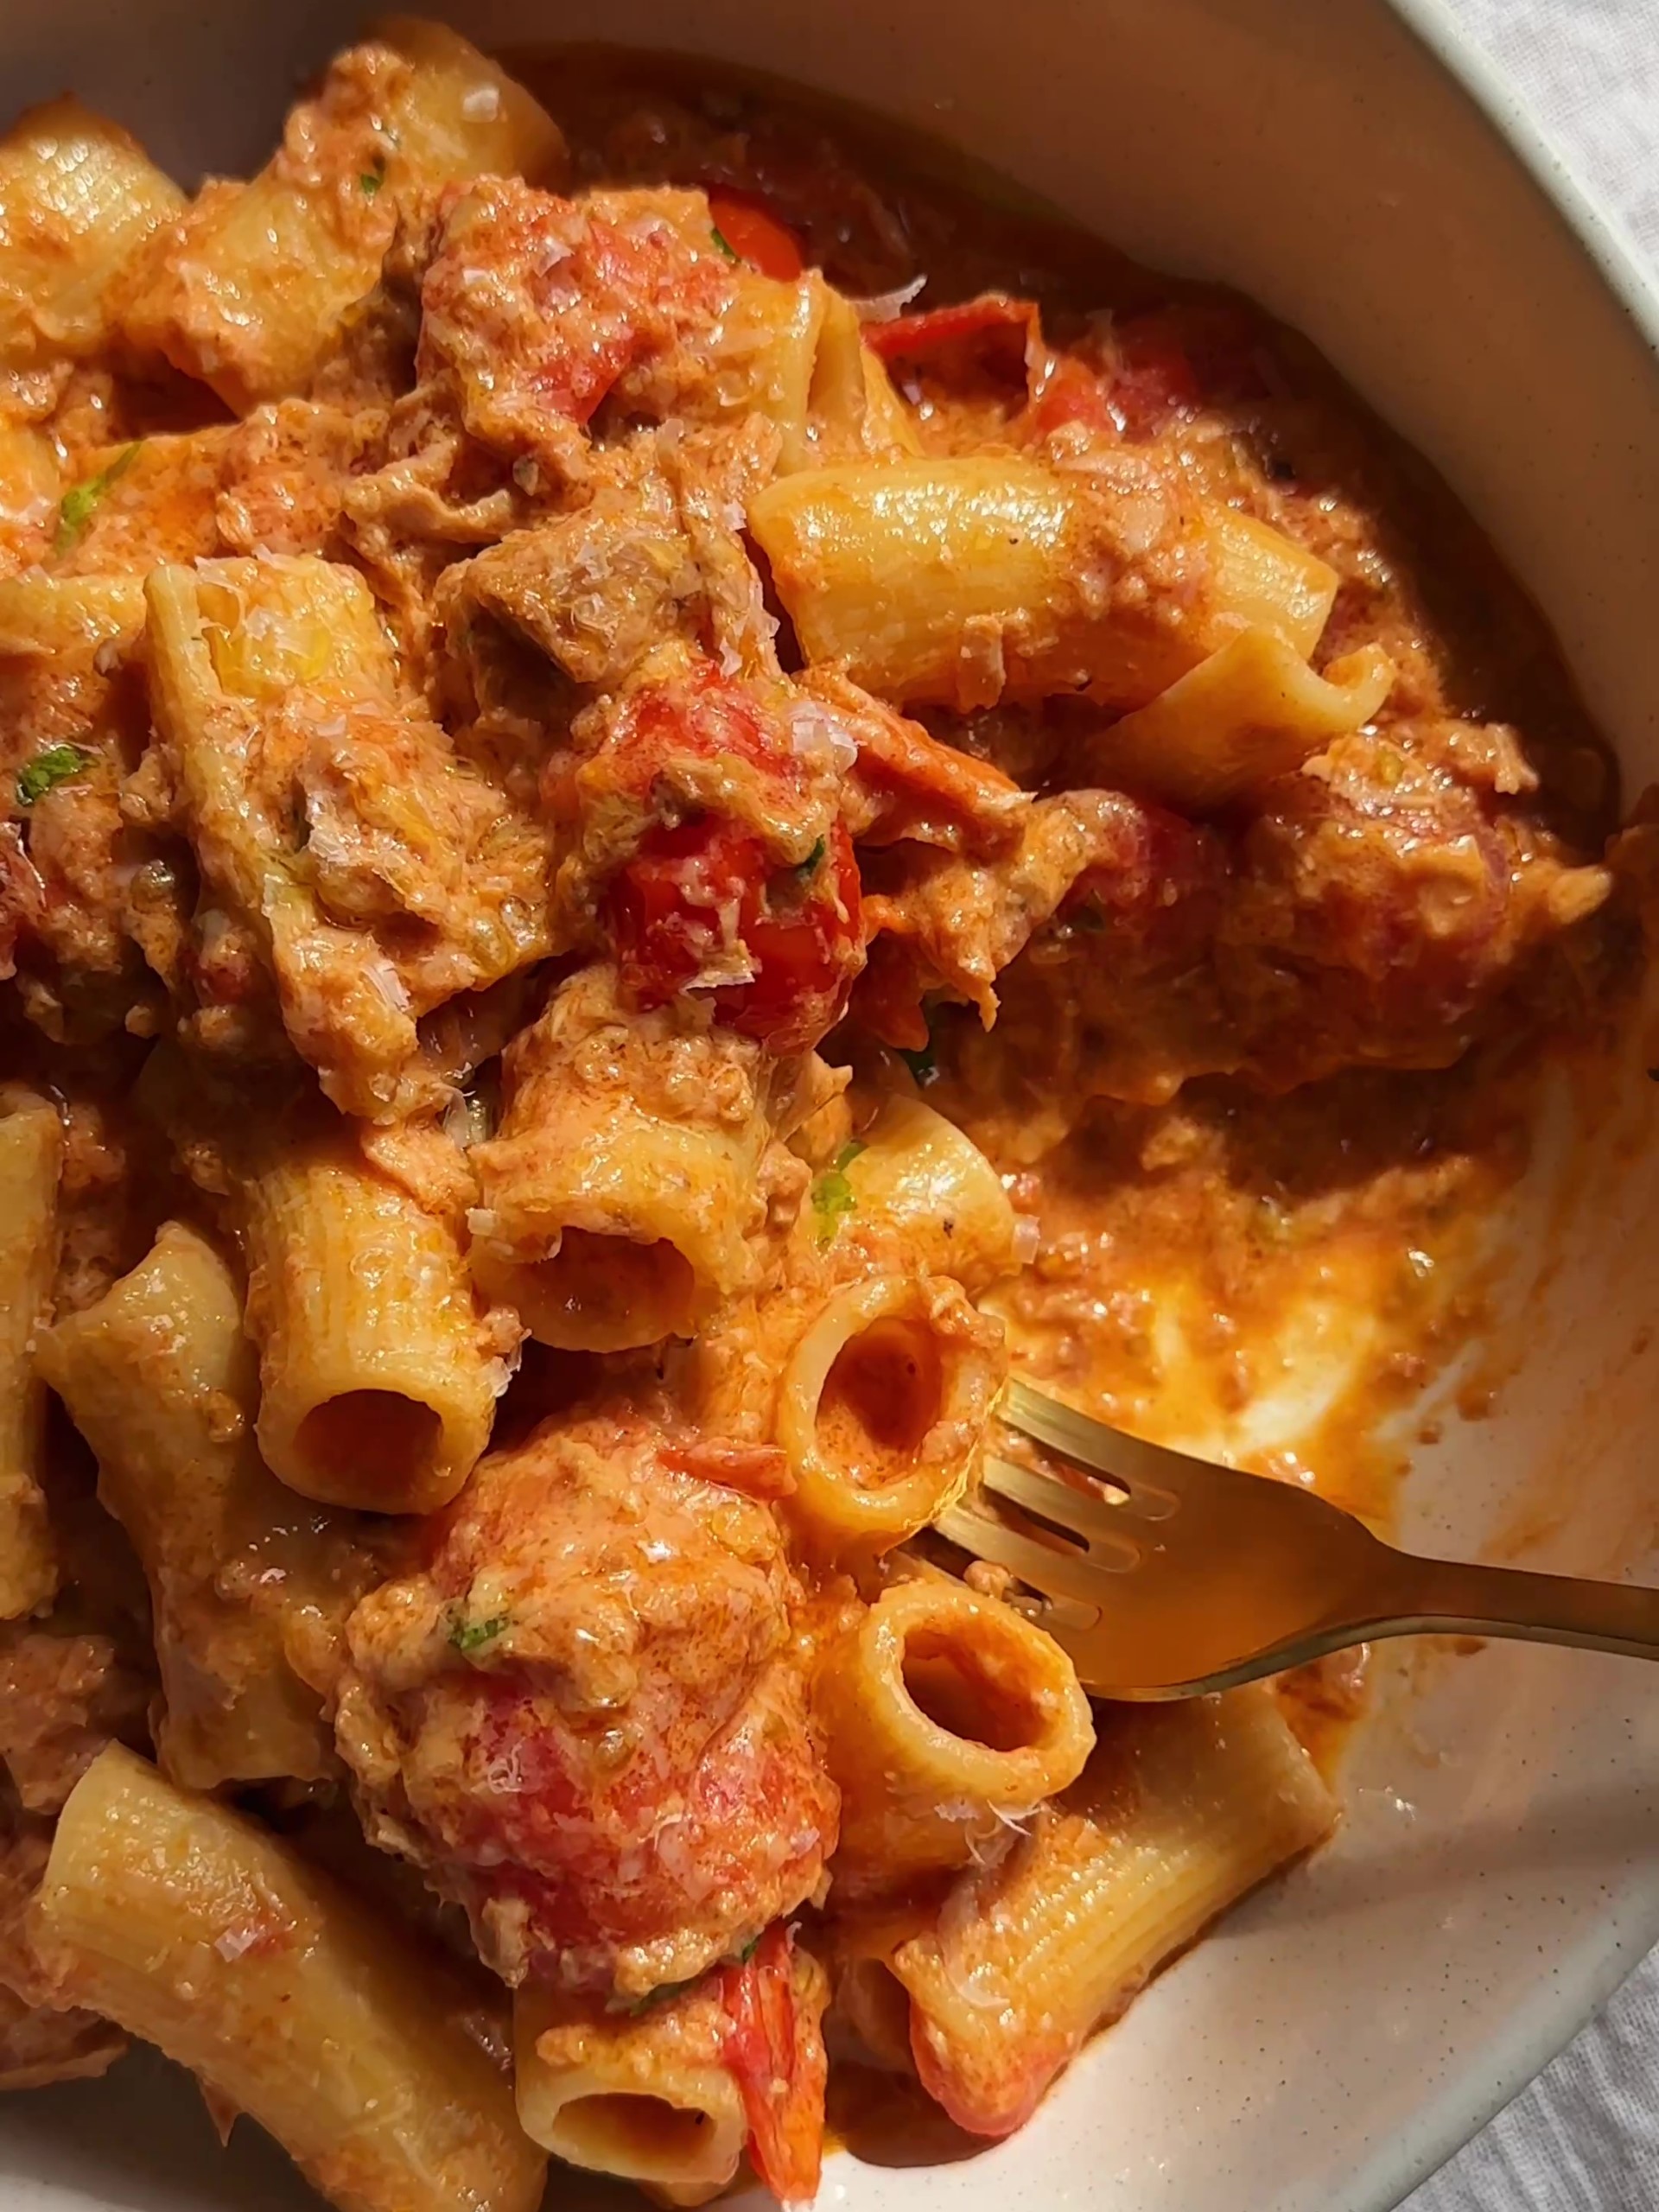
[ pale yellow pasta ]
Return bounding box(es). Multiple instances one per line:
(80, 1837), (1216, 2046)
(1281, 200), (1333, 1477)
(807, 289), (924, 463)
(1086, 631), (1396, 810)
(890, 1690), (1338, 2136)
(146, 553), (397, 912)
(712, 270), (830, 472)
(514, 1981), (746, 2207)
(37, 1221), (339, 1789)
(0, 1091), (60, 1620)
(244, 1119), (500, 1513)
(0, 97), (181, 390)
(1205, 507), (1338, 660)
(470, 963), (798, 1350)
(747, 454), (1338, 711)
(34, 1745), (546, 2212)
(0, 418), (58, 534)
(816, 1576), (1094, 1889)
(776, 1273), (1004, 1555)
(123, 23), (563, 410)
(0, 570), (146, 658)
(842, 1094), (1018, 1293)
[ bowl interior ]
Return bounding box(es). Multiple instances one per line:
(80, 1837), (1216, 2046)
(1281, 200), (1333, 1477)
(3, 3), (1659, 2209)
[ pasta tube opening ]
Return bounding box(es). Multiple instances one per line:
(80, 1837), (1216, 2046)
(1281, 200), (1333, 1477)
(244, 1120), (500, 1515)
(777, 1275), (1003, 1555)
(469, 966), (783, 1350)
(514, 1981), (747, 2201)
(556, 2093), (732, 2180)
(482, 1229), (699, 1353)
(294, 1390), (447, 1499)
(817, 1579), (1094, 1887)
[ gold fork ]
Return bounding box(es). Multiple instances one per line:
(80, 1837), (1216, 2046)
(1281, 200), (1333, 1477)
(936, 1376), (1659, 1699)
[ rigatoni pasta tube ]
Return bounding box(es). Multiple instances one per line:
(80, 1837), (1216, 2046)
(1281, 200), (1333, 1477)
(37, 1221), (338, 1789)
(0, 97), (181, 377)
(0, 1091), (60, 1618)
(776, 1274), (1004, 1556)
(748, 455), (1338, 712)
(34, 1745), (546, 2212)
(122, 25), (563, 410)
(469, 964), (784, 1350)
(841, 1096), (1017, 1294)
(514, 1981), (746, 2206)
(892, 1689), (1337, 2136)
(1083, 631), (1395, 811)
(245, 1118), (499, 1512)
(816, 1577), (1094, 1890)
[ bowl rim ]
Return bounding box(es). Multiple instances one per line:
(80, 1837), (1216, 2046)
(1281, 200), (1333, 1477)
(1337, 20), (1659, 2198)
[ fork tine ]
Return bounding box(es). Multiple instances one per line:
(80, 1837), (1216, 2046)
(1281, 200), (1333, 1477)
(979, 1457), (1140, 1564)
(935, 1501), (1109, 1611)
(1000, 1376), (1203, 1501)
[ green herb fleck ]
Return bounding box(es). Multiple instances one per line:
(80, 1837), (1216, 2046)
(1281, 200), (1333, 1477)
(709, 224), (739, 261)
(450, 1611), (510, 1654)
(16, 743), (92, 807)
(359, 158), (385, 197)
(736, 1933), (760, 1963)
(792, 836), (826, 880)
(54, 443), (142, 556)
(897, 1040), (938, 1085)
(810, 1139), (867, 1242)
(1071, 902), (1105, 933)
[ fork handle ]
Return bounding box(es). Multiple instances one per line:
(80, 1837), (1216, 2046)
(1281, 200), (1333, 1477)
(1377, 1548), (1659, 1662)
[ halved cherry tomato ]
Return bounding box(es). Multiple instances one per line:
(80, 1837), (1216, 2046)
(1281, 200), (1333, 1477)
(721, 1925), (827, 2207)
(610, 813), (863, 1057)
(865, 290), (1040, 372)
(707, 188), (805, 282)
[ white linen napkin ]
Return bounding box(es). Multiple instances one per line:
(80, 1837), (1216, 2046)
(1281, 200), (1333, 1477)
(1403, 3), (1659, 2207)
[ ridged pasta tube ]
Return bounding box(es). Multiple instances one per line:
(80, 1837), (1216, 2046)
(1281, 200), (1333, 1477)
(244, 1119), (500, 1512)
(0, 1091), (61, 1618)
(514, 1981), (747, 2206)
(469, 964), (789, 1351)
(39, 1221), (346, 1788)
(892, 1689), (1337, 2135)
(1084, 630), (1396, 810)
(839, 1095), (1018, 1294)
(816, 1576), (1094, 1890)
(34, 1745), (546, 2212)
(776, 1273), (1004, 1555)
(749, 455), (1338, 712)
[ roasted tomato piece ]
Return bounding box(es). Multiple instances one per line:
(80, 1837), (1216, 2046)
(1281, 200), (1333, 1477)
(865, 292), (1039, 372)
(720, 1924), (829, 2205)
(707, 188), (805, 281)
(334, 1413), (838, 1999)
(611, 813), (863, 1056)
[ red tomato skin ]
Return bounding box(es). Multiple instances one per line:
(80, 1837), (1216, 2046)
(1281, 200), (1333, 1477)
(707, 188), (805, 281)
(611, 814), (863, 1057)
(864, 292), (1038, 365)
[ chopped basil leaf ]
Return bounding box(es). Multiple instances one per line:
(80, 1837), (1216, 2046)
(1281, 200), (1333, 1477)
(897, 1040), (938, 1085)
(359, 159), (385, 197)
(450, 1611), (510, 1654)
(810, 1139), (868, 1243)
(792, 836), (826, 880)
(16, 743), (92, 807)
(54, 442), (142, 556)
(709, 223), (739, 261)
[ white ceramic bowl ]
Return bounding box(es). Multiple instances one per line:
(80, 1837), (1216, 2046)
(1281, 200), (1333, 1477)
(5, 4), (1659, 2209)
